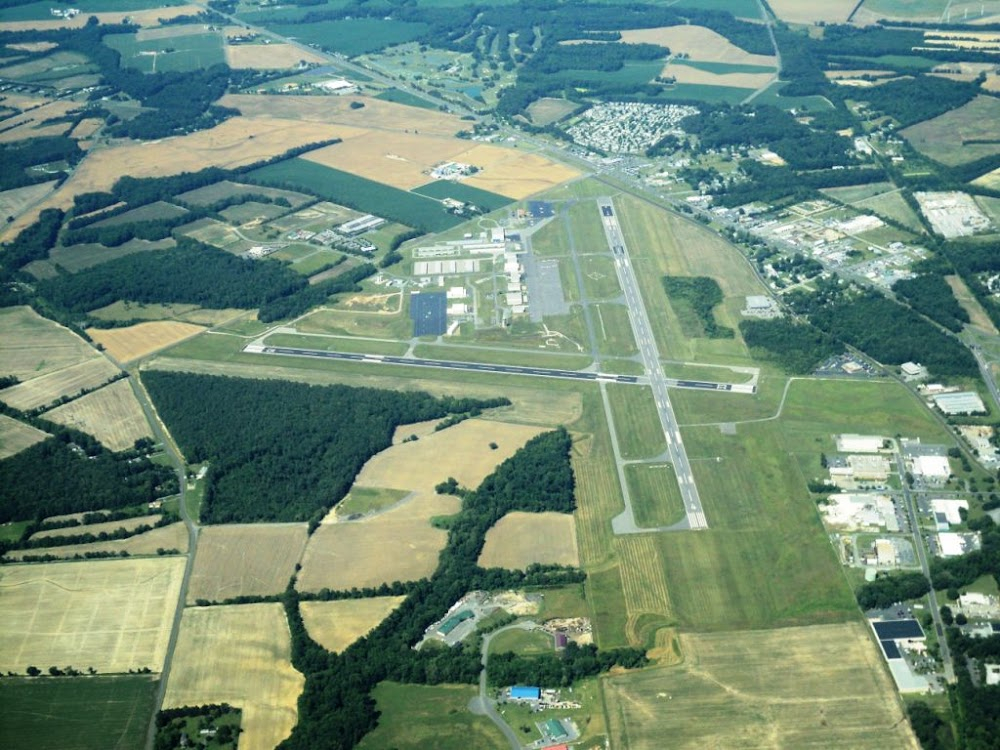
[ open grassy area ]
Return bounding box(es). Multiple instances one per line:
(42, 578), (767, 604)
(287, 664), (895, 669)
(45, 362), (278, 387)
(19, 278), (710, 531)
(336, 486), (410, 516)
(607, 384), (666, 459)
(104, 30), (225, 73)
(579, 254), (622, 299)
(413, 343), (592, 370)
(357, 682), (507, 750)
(593, 303), (638, 357)
(902, 96), (1000, 165)
(265, 332), (408, 356)
(489, 627), (554, 655)
(0, 675), (158, 750)
(626, 463), (685, 527)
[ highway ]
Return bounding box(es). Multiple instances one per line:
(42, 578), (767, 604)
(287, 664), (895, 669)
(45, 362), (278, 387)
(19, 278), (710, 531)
(597, 198), (709, 530)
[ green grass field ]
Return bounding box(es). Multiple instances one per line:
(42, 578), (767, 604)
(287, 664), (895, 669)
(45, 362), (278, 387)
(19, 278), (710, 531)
(0, 0), (176, 20)
(268, 19), (429, 57)
(607, 384), (666, 460)
(902, 96), (1000, 166)
(375, 87), (441, 110)
(413, 343), (593, 370)
(337, 486), (410, 515)
(592, 303), (637, 357)
(656, 83), (754, 104)
(104, 31), (225, 73)
(673, 60), (776, 75)
(247, 158), (462, 232)
(626, 463), (685, 527)
(264, 332), (409, 356)
(579, 255), (622, 299)
(413, 180), (513, 210)
(535, 583), (590, 620)
(0, 675), (158, 750)
(357, 682), (507, 750)
(529, 217), (571, 258)
(489, 628), (554, 655)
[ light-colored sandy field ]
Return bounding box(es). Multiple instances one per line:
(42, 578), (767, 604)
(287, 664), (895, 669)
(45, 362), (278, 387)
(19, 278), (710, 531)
(947, 274), (999, 335)
(351, 419), (546, 495)
(298, 493), (456, 591)
(0, 556), (184, 673)
(187, 524), (308, 603)
(0, 119), (70, 143)
(219, 93), (464, 137)
(825, 69), (896, 79)
(666, 63), (774, 89)
(6, 42), (57, 52)
(0, 5), (203, 32)
(3, 522), (189, 560)
(303, 131), (470, 190)
(0, 413), (48, 459)
(0, 356), (119, 411)
(226, 43), (325, 69)
(975, 166), (1000, 188)
(619, 26), (776, 67)
(164, 603), (305, 750)
(300, 596), (406, 653)
(458, 144), (580, 199)
(70, 117), (103, 139)
(45, 379), (151, 451)
(766, 0), (859, 23)
(0, 180), (56, 221)
(87, 321), (205, 362)
(0, 306), (99, 380)
(31, 513), (160, 541)
(478, 511), (578, 569)
(603, 622), (917, 750)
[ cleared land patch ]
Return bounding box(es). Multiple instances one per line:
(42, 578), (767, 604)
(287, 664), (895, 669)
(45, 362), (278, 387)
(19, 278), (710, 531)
(3, 522), (188, 561)
(0, 356), (119, 411)
(619, 25), (775, 67)
(0, 180), (57, 220)
(478, 511), (579, 569)
(0, 306), (99, 380)
(45, 379), (151, 451)
(87, 321), (205, 362)
(766, 0), (859, 23)
(947, 274), (999, 335)
(527, 97), (578, 126)
(225, 42), (325, 69)
(187, 524), (308, 603)
(603, 622), (917, 750)
(164, 603), (304, 750)
(457, 144), (580, 199)
(902, 95), (1000, 165)
(300, 596), (405, 653)
(0, 414), (48, 459)
(0, 556), (184, 673)
(31, 513), (160, 541)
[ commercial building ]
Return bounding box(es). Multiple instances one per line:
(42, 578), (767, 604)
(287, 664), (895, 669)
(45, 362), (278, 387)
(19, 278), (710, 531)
(933, 391), (986, 415)
(911, 455), (951, 480)
(931, 499), (968, 525)
(338, 214), (385, 235)
(837, 434), (886, 453)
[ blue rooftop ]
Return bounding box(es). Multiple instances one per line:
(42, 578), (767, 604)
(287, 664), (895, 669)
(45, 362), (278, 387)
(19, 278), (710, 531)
(510, 685), (541, 700)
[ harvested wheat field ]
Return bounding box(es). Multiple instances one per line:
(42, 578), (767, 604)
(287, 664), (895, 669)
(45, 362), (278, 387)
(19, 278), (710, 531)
(767, 0), (858, 24)
(88, 321), (205, 362)
(0, 306), (99, 380)
(301, 596), (406, 653)
(30, 514), (161, 541)
(0, 414), (48, 459)
(187, 524), (308, 604)
(226, 43), (325, 69)
(352, 419), (545, 495)
(666, 63), (774, 90)
(0, 180), (57, 220)
(303, 131), (471, 190)
(478, 512), (578, 570)
(619, 26), (776, 67)
(3, 522), (189, 561)
(164, 603), (305, 750)
(0, 356), (119, 411)
(458, 145), (580, 199)
(0, 5), (203, 32)
(298, 492), (458, 591)
(219, 93), (464, 137)
(602, 622), (917, 750)
(0, 556), (184, 673)
(69, 117), (103, 139)
(46, 379), (151, 451)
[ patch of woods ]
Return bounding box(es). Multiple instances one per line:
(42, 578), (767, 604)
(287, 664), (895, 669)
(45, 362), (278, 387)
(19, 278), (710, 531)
(661, 276), (733, 339)
(740, 318), (841, 375)
(275, 427), (645, 750)
(155, 704), (241, 750)
(142, 371), (511, 524)
(0, 136), (84, 193)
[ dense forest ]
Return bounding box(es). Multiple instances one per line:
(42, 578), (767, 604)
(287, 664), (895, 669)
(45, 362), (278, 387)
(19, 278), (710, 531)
(0, 136), (83, 193)
(893, 275), (970, 333)
(740, 318), (842, 374)
(855, 570), (930, 609)
(661, 276), (733, 339)
(276, 427), (644, 749)
(142, 371), (510, 523)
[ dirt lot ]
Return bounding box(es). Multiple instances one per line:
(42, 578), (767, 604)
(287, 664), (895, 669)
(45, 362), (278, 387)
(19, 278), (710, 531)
(303, 131), (470, 190)
(478, 511), (578, 569)
(226, 43), (325, 69)
(45, 379), (152, 451)
(766, 0), (859, 23)
(619, 26), (776, 67)
(602, 622), (918, 750)
(3, 522), (188, 561)
(164, 603), (304, 750)
(0, 356), (119, 411)
(0, 557), (184, 673)
(350, 419), (545, 495)
(298, 492), (457, 591)
(187, 524), (308, 603)
(0, 414), (48, 459)
(300, 596), (406, 653)
(87, 321), (205, 363)
(0, 306), (99, 380)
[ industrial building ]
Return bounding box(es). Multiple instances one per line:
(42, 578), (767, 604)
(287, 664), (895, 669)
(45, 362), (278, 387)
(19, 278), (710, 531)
(911, 455), (952, 480)
(933, 391), (987, 415)
(931, 499), (968, 525)
(837, 434), (887, 453)
(338, 214), (385, 235)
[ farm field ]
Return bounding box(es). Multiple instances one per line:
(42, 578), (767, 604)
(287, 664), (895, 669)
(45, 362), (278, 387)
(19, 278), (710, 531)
(30, 513), (160, 540)
(87, 321), (205, 362)
(665, 59), (774, 89)
(527, 97), (578, 126)
(822, 184), (924, 231)
(0, 675), (158, 750)
(0, 414), (48, 459)
(853, 0), (1000, 24)
(300, 596), (406, 653)
(186, 524), (308, 603)
(88, 300), (247, 326)
(0, 556), (184, 673)
(0, 5), (202, 32)
(175, 179), (312, 208)
(412, 179), (512, 211)
(0, 356), (119, 411)
(0, 180), (56, 220)
(164, 603), (304, 750)
(607, 384), (667, 460)
(602, 622), (917, 750)
(626, 463), (685, 528)
(357, 682), (507, 750)
(457, 144), (580, 199)
(2, 522), (189, 560)
(265, 18), (428, 57)
(766, 0), (859, 23)
(103, 29), (224, 73)
(0, 306), (100, 380)
(225, 42), (325, 68)
(296, 492), (457, 591)
(478, 511), (579, 569)
(620, 25), (775, 68)
(946, 274), (999, 335)
(901, 96), (1000, 165)
(45, 379), (151, 451)
(41, 238), (176, 275)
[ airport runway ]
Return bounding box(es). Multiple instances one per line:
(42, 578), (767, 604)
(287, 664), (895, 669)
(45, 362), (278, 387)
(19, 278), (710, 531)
(244, 344), (640, 384)
(597, 198), (709, 530)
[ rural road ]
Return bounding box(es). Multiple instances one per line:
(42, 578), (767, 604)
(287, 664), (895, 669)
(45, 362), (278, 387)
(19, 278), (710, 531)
(596, 198), (708, 531)
(471, 623), (542, 750)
